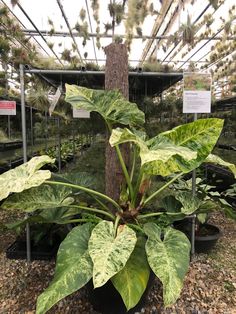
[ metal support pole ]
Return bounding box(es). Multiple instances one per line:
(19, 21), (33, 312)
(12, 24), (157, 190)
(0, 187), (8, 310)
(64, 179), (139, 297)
(20, 64), (31, 262)
(72, 120), (75, 160)
(45, 112), (48, 151)
(191, 113), (198, 259)
(30, 106), (34, 148)
(7, 116), (11, 139)
(57, 118), (61, 173)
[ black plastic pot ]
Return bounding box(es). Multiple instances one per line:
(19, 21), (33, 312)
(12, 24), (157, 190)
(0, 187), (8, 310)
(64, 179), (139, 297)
(6, 237), (61, 261)
(174, 220), (221, 253)
(87, 272), (155, 314)
(195, 223), (221, 253)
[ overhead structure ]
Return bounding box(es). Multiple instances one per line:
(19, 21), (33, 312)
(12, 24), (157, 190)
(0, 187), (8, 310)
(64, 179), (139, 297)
(0, 0), (235, 100)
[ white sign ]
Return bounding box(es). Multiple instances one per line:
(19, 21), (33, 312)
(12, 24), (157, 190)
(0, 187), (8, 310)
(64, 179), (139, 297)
(0, 101), (16, 115)
(73, 108), (90, 118)
(49, 87), (62, 116)
(183, 73), (212, 113)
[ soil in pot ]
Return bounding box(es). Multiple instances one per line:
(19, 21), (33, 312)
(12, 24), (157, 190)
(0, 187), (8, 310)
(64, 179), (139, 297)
(87, 272), (156, 314)
(195, 223), (221, 254)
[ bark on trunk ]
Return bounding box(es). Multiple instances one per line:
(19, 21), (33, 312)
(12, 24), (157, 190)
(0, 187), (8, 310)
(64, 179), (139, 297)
(105, 43), (129, 203)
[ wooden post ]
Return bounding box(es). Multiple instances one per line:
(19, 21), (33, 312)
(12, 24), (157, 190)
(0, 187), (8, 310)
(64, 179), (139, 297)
(104, 43), (129, 202)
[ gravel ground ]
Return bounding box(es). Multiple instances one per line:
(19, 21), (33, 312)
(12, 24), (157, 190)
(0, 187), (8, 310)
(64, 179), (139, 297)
(0, 211), (235, 314)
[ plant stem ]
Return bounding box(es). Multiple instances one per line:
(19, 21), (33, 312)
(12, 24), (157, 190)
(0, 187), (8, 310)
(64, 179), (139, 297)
(57, 218), (99, 224)
(68, 204), (115, 220)
(107, 123), (134, 199)
(131, 168), (144, 208)
(114, 215), (121, 235)
(142, 173), (183, 206)
(90, 195), (111, 212)
(137, 212), (163, 220)
(46, 180), (122, 212)
(130, 144), (136, 182)
(127, 223), (144, 233)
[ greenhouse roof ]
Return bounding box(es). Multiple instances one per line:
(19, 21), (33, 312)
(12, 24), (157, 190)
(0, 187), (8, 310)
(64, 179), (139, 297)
(0, 0), (235, 99)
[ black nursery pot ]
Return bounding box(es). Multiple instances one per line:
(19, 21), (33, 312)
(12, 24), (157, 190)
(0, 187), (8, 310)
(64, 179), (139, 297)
(6, 234), (62, 261)
(174, 220), (221, 254)
(195, 223), (221, 253)
(87, 272), (155, 314)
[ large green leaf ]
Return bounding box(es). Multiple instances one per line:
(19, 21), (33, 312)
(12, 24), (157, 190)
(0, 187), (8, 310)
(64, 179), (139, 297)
(175, 191), (202, 215)
(110, 118), (224, 176)
(0, 155), (54, 201)
(52, 171), (96, 189)
(205, 154), (236, 178)
(5, 206), (81, 232)
(65, 84), (145, 127)
(144, 223), (190, 306)
(110, 128), (197, 176)
(112, 237), (150, 311)
(36, 223), (93, 314)
(88, 221), (137, 288)
(2, 184), (74, 212)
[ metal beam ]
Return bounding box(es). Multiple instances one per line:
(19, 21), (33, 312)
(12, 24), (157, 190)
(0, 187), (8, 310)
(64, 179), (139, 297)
(139, 0), (174, 65)
(85, 0), (98, 64)
(20, 64), (31, 263)
(24, 69), (183, 77)
(16, 2), (63, 65)
(162, 3), (211, 64)
(56, 0), (84, 64)
(18, 29), (236, 41)
(177, 25), (226, 70)
(0, 0), (51, 57)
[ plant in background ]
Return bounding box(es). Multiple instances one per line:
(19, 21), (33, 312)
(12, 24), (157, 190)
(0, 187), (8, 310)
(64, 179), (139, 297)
(169, 177), (236, 226)
(179, 14), (196, 46)
(0, 85), (236, 314)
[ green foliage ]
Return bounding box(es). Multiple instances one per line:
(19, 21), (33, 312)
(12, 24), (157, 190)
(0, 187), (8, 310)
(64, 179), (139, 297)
(0, 155), (54, 201)
(2, 184), (74, 212)
(144, 223), (190, 306)
(88, 221), (137, 288)
(1, 86), (235, 313)
(36, 224), (93, 314)
(112, 237), (150, 311)
(65, 84), (145, 127)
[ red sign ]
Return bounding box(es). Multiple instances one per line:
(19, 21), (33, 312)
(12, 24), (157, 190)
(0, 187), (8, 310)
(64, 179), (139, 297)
(0, 101), (16, 115)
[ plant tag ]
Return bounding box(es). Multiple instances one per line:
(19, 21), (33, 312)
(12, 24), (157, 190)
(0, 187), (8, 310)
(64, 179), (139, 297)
(73, 108), (90, 118)
(49, 87), (62, 116)
(183, 72), (212, 113)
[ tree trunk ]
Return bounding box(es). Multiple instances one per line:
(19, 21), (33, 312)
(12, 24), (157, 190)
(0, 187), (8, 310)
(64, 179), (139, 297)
(105, 43), (129, 203)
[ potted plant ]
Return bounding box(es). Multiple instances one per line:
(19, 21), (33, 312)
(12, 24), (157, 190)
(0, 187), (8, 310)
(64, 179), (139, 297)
(0, 85), (235, 314)
(170, 177), (235, 253)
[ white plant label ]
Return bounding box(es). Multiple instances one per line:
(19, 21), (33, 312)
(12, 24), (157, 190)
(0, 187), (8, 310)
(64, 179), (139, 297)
(183, 73), (212, 113)
(49, 87), (62, 116)
(73, 108), (90, 118)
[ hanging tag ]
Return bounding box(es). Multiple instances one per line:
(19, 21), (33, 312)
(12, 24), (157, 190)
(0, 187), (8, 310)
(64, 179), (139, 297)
(49, 86), (62, 116)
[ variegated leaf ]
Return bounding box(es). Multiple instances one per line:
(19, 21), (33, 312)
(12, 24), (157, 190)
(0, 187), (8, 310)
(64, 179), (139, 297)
(144, 223), (190, 306)
(0, 155), (54, 201)
(175, 191), (202, 215)
(65, 84), (145, 127)
(110, 128), (196, 176)
(205, 154), (236, 178)
(110, 119), (224, 176)
(112, 237), (150, 311)
(2, 184), (73, 212)
(36, 223), (93, 314)
(88, 221), (137, 288)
